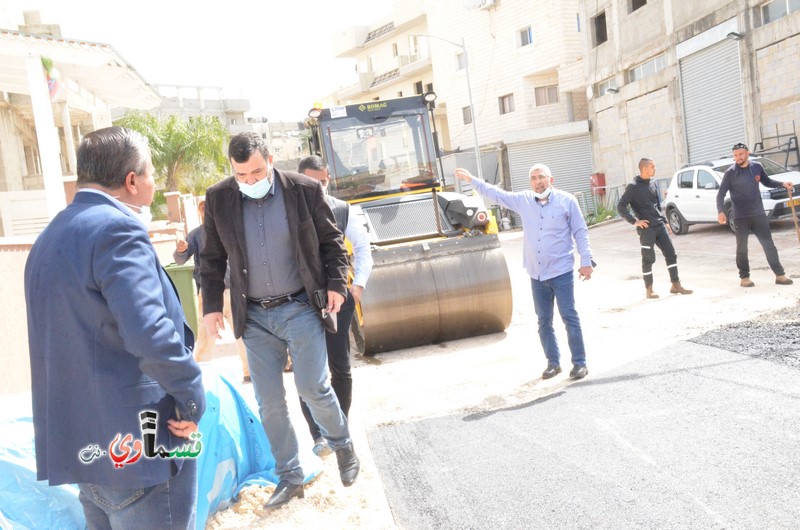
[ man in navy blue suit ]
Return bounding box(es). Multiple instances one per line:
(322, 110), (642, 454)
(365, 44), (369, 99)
(25, 127), (206, 529)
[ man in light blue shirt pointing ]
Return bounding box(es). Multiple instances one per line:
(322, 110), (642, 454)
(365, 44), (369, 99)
(455, 164), (594, 380)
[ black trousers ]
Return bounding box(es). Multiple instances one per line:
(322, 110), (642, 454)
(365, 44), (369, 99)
(638, 223), (679, 286)
(734, 214), (784, 278)
(300, 291), (355, 441)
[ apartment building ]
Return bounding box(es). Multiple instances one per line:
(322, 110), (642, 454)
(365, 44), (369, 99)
(112, 84), (251, 136)
(581, 0), (800, 187)
(332, 0), (591, 195)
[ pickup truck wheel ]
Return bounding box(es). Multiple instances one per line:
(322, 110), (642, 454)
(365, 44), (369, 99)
(667, 207), (689, 235)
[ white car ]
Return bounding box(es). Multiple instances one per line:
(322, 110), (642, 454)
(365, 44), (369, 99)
(663, 156), (800, 234)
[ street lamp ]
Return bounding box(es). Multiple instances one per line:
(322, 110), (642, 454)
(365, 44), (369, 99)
(415, 33), (484, 182)
(423, 90), (446, 186)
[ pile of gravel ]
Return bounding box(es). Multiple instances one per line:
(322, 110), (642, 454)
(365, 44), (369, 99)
(690, 301), (800, 368)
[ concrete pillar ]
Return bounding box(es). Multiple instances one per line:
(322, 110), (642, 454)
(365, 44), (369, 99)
(163, 191), (182, 223)
(25, 55), (65, 218)
(61, 103), (77, 175)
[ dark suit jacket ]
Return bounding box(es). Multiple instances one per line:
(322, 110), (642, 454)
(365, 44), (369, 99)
(200, 169), (348, 337)
(24, 190), (205, 488)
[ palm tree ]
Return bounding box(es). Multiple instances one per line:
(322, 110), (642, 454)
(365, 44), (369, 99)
(114, 112), (229, 192)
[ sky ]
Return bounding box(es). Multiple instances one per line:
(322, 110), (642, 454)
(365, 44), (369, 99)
(3, 0), (393, 121)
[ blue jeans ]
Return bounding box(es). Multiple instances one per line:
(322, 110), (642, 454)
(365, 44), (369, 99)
(243, 295), (351, 485)
(531, 271), (587, 368)
(78, 459), (196, 529)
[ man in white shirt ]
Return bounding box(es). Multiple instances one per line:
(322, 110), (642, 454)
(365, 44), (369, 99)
(298, 155), (374, 455)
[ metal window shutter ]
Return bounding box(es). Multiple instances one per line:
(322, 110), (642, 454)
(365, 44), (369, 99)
(680, 40), (745, 163)
(505, 134), (593, 226)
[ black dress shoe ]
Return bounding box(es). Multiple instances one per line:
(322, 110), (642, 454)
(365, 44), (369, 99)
(542, 365), (562, 379)
(569, 365), (588, 380)
(264, 480), (304, 510)
(335, 442), (360, 487)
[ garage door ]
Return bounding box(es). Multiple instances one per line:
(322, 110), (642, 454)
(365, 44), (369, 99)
(506, 134), (593, 225)
(507, 135), (592, 195)
(680, 39), (745, 163)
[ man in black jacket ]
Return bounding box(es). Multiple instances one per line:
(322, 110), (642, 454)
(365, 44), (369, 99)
(618, 158), (692, 299)
(200, 133), (360, 511)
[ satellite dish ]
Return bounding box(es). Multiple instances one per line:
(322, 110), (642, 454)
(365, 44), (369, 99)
(586, 85), (594, 101)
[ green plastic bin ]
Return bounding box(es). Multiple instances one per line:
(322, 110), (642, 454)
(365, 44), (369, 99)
(164, 262), (199, 336)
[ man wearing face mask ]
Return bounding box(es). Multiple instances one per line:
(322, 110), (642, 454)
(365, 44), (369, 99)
(25, 127), (205, 529)
(296, 155), (373, 457)
(200, 133), (359, 511)
(455, 164), (594, 381)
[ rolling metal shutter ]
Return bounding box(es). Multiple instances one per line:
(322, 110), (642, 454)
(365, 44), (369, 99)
(505, 134), (593, 226)
(680, 39), (745, 163)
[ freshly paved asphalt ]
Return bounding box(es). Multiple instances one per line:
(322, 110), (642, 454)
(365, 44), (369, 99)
(364, 220), (800, 529)
(368, 308), (800, 529)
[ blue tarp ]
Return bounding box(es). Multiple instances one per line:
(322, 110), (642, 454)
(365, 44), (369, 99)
(0, 370), (321, 529)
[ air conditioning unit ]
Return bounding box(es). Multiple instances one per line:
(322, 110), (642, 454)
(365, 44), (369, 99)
(478, 0), (496, 9)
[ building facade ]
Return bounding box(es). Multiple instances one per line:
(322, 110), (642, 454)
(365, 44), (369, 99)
(331, 0), (592, 199)
(581, 0), (800, 187)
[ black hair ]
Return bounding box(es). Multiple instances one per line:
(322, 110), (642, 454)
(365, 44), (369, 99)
(298, 155), (327, 174)
(228, 132), (270, 163)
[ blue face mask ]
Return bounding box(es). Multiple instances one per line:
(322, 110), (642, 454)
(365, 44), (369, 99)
(238, 177), (271, 199)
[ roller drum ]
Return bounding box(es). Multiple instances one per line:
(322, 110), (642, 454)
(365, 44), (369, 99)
(359, 234), (512, 355)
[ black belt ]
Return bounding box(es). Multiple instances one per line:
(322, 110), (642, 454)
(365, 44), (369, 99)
(249, 289), (306, 310)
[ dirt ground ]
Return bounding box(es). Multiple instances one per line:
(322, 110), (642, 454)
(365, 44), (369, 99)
(202, 218), (800, 529)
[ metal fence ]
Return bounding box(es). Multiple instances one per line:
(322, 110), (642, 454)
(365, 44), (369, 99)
(575, 177), (671, 225)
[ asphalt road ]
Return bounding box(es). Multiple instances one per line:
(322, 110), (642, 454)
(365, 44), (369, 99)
(359, 217), (800, 529)
(206, 216), (800, 528)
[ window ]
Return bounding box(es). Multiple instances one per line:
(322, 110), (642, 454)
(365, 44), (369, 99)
(630, 0), (647, 12)
(367, 55), (375, 72)
(498, 94), (515, 115)
(678, 170), (694, 189)
(426, 83), (434, 93)
(463, 106), (473, 125)
(408, 34), (419, 55)
(392, 43), (399, 57)
(519, 26), (533, 47)
(697, 170), (718, 190)
(592, 12), (608, 46)
(231, 118), (236, 125)
(456, 52), (466, 70)
(761, 0), (800, 24)
(397, 91), (403, 97)
(576, 13), (581, 32)
(535, 85), (559, 106)
(596, 78), (617, 96)
(414, 81), (424, 95)
(629, 54), (666, 82)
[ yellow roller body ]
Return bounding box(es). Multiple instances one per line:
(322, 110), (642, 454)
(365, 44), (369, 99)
(358, 233), (512, 355)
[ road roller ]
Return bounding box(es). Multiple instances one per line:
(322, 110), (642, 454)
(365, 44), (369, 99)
(305, 95), (513, 354)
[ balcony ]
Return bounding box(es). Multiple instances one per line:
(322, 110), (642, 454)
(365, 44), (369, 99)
(223, 99), (250, 112)
(336, 72), (375, 99)
(398, 53), (431, 77)
(333, 26), (369, 57)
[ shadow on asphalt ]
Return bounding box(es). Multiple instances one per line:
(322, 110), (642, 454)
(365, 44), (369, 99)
(461, 356), (753, 423)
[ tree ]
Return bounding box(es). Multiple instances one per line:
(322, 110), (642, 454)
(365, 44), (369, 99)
(114, 112), (229, 192)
